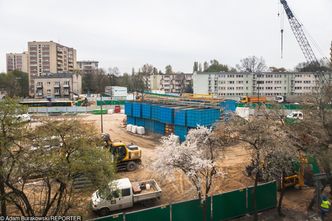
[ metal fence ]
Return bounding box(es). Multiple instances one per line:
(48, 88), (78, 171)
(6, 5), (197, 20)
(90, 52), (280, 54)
(28, 106), (94, 114)
(92, 181), (276, 221)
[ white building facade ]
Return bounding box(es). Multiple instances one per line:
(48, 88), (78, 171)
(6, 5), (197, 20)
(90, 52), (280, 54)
(193, 71), (331, 98)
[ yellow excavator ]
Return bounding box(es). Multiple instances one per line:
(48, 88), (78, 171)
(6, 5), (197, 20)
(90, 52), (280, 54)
(246, 154), (317, 190)
(281, 155), (315, 189)
(102, 133), (142, 171)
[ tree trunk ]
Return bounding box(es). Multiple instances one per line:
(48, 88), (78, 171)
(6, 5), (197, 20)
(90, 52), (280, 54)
(0, 176), (7, 216)
(278, 186), (286, 216)
(252, 172), (258, 221)
(277, 172), (286, 216)
(307, 184), (326, 211)
(202, 199), (207, 221)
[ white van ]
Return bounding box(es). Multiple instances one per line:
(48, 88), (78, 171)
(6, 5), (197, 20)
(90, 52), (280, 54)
(286, 111), (303, 120)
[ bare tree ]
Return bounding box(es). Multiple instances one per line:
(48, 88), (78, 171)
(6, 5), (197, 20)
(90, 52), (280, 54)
(108, 67), (120, 76)
(165, 65), (173, 75)
(215, 110), (297, 220)
(287, 82), (332, 211)
(152, 127), (224, 221)
(0, 98), (28, 216)
(236, 56), (267, 72)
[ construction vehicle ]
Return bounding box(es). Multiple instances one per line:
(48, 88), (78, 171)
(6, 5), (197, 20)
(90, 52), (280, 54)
(102, 133), (142, 171)
(281, 154), (319, 189)
(246, 153), (318, 190)
(91, 178), (162, 216)
(275, 96), (284, 103)
(239, 96), (266, 104)
(279, 0), (330, 77)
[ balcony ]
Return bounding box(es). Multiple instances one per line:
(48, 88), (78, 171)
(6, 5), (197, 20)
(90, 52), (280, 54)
(63, 84), (70, 88)
(36, 84), (43, 89)
(54, 91), (61, 95)
(54, 84), (60, 88)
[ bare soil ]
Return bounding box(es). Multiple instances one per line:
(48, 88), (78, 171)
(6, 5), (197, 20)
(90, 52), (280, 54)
(40, 113), (331, 220)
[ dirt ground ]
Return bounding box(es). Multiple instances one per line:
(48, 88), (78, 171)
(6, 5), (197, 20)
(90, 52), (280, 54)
(83, 113), (254, 202)
(37, 113), (332, 220)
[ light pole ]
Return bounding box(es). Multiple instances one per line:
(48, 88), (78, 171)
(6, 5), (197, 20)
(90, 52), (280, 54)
(100, 93), (104, 133)
(257, 80), (264, 109)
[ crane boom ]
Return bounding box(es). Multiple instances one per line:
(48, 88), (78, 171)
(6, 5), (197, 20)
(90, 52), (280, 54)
(280, 0), (319, 65)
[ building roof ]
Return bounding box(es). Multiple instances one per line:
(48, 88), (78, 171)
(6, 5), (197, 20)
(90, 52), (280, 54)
(34, 73), (79, 79)
(195, 71), (332, 75)
(77, 60), (99, 63)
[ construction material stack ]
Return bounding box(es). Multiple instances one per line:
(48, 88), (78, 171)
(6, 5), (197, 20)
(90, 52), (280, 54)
(125, 101), (221, 142)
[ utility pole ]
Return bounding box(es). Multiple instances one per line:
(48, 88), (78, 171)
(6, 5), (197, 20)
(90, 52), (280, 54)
(100, 94), (104, 133)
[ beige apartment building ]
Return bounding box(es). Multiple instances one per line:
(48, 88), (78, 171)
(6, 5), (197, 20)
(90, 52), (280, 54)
(28, 41), (77, 96)
(33, 73), (81, 99)
(148, 73), (193, 94)
(77, 60), (99, 74)
(6, 52), (29, 73)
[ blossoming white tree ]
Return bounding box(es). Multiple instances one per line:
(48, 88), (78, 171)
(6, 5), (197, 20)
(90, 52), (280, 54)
(153, 126), (223, 220)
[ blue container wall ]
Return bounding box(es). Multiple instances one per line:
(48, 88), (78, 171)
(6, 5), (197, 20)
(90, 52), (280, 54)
(127, 116), (136, 125)
(174, 125), (188, 142)
(132, 103), (142, 117)
(174, 109), (186, 126)
(187, 109), (220, 127)
(125, 102), (133, 116)
(144, 119), (154, 131)
(151, 105), (160, 121)
(159, 106), (174, 124)
(154, 121), (165, 135)
(142, 103), (152, 119)
(136, 118), (145, 127)
(220, 100), (237, 112)
(127, 102), (221, 136)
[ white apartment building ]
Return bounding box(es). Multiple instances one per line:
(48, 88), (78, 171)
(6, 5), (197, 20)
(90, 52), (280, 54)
(193, 71), (332, 98)
(148, 73), (192, 94)
(33, 73), (81, 99)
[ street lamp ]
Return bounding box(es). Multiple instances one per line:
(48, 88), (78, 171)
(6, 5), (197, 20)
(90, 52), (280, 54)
(257, 80), (264, 109)
(100, 93), (104, 133)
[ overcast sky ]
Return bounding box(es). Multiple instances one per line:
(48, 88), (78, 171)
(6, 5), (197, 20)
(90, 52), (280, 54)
(0, 0), (331, 73)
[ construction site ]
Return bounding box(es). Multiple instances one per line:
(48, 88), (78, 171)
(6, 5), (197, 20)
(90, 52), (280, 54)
(53, 100), (322, 220)
(1, 0), (332, 220)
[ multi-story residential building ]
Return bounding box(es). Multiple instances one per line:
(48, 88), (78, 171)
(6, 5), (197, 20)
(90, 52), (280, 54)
(193, 71), (332, 98)
(33, 73), (81, 99)
(6, 52), (29, 73)
(148, 73), (193, 94)
(77, 60), (99, 74)
(28, 41), (77, 96)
